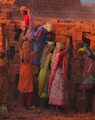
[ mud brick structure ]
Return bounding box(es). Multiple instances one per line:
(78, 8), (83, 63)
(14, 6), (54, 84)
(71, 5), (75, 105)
(32, 0), (81, 11)
(1, 0), (95, 113)
(2, 0), (15, 4)
(0, 17), (95, 112)
(0, 6), (95, 110)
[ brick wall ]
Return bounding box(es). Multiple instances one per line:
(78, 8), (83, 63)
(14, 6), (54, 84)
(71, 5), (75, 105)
(0, 18), (95, 111)
(2, 0), (14, 4)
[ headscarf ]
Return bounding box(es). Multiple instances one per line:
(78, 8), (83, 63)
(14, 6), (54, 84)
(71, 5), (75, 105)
(53, 42), (66, 54)
(20, 6), (35, 32)
(20, 6), (28, 11)
(51, 42), (66, 68)
(44, 23), (54, 32)
(20, 41), (31, 64)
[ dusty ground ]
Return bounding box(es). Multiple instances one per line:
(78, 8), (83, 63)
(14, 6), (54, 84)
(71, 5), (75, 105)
(1, 103), (94, 120)
(6, 74), (95, 120)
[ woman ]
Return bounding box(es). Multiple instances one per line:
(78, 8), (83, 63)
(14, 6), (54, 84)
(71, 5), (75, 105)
(78, 44), (95, 90)
(38, 41), (55, 112)
(48, 42), (69, 113)
(78, 44), (95, 112)
(17, 40), (41, 109)
(31, 23), (55, 87)
(20, 6), (35, 40)
(0, 50), (9, 118)
(31, 23), (55, 65)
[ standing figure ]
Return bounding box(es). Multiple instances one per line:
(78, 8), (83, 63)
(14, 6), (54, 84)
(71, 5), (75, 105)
(0, 50), (9, 118)
(17, 40), (40, 109)
(32, 23), (55, 66)
(48, 42), (69, 113)
(38, 41), (55, 112)
(20, 6), (35, 40)
(31, 23), (55, 107)
(78, 44), (95, 112)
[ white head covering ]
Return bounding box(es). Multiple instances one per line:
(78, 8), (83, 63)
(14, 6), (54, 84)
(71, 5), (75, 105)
(44, 23), (54, 32)
(56, 42), (65, 49)
(47, 41), (55, 46)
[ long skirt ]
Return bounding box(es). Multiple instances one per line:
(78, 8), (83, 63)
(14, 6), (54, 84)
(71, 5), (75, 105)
(19, 92), (34, 107)
(49, 68), (65, 106)
(0, 75), (8, 104)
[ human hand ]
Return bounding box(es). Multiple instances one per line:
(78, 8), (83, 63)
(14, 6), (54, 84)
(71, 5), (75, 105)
(21, 36), (26, 41)
(20, 33), (26, 41)
(28, 37), (34, 42)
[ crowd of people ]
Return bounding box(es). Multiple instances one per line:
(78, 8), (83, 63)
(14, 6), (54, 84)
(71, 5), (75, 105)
(0, 5), (95, 119)
(18, 5), (69, 114)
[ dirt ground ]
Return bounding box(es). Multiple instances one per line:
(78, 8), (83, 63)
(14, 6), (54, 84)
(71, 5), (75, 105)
(5, 78), (95, 120)
(0, 103), (95, 120)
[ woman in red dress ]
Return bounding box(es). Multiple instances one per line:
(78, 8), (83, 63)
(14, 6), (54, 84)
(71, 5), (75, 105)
(20, 6), (35, 40)
(48, 42), (69, 113)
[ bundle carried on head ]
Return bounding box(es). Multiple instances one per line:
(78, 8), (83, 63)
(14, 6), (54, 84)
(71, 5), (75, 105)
(44, 23), (54, 32)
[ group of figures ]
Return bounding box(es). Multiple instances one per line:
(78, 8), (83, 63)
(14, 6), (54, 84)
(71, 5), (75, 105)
(0, 5), (95, 119)
(17, 5), (69, 114)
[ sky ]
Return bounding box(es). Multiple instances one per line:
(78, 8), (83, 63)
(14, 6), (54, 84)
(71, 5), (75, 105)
(81, 0), (95, 3)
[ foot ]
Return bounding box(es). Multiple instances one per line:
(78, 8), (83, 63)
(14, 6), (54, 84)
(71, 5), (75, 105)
(0, 104), (8, 118)
(31, 106), (35, 109)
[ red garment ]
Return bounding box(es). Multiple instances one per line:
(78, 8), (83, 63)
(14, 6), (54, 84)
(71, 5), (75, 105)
(23, 13), (35, 38)
(24, 15), (29, 27)
(19, 92), (34, 107)
(37, 30), (43, 39)
(48, 49), (69, 107)
(48, 50), (68, 93)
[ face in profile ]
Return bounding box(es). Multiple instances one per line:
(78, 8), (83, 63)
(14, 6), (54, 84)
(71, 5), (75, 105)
(20, 10), (27, 15)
